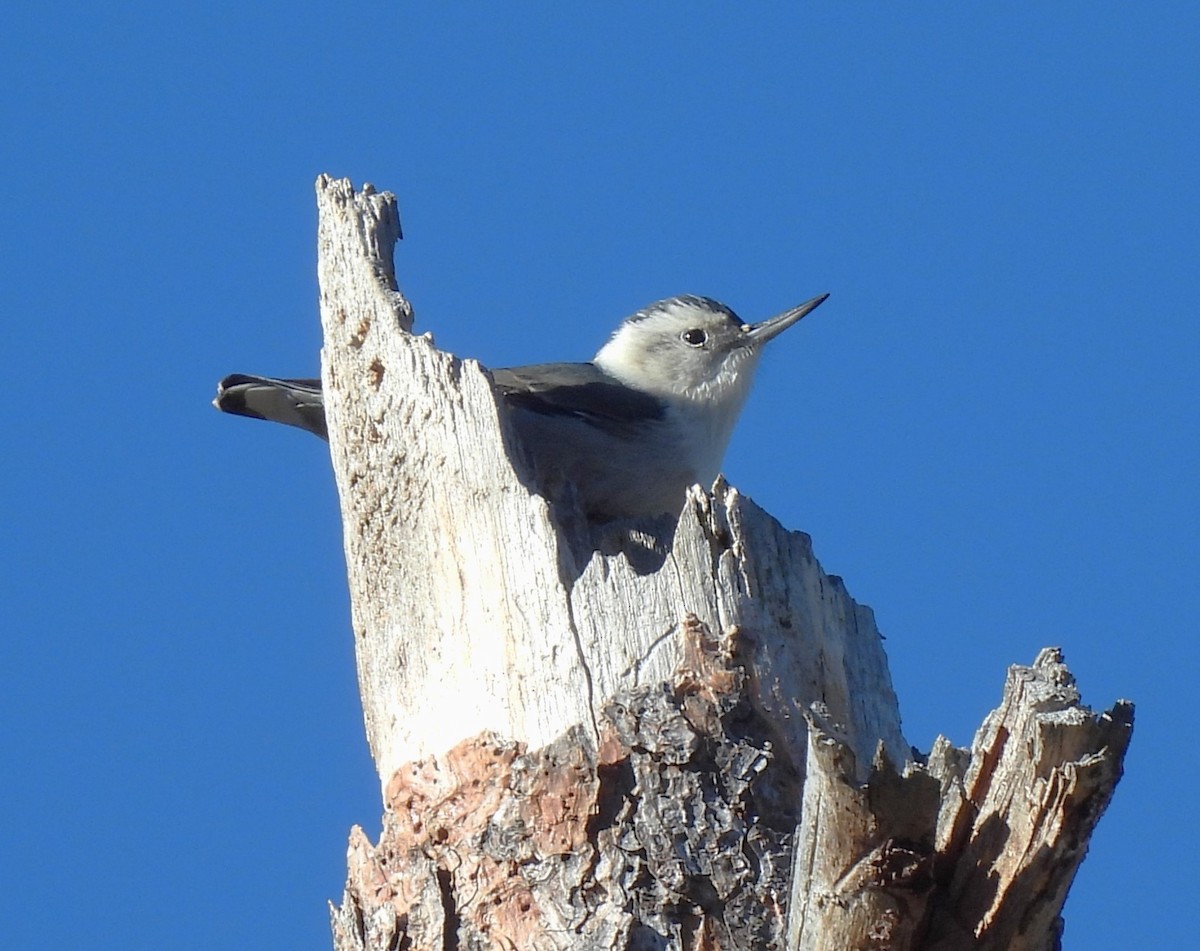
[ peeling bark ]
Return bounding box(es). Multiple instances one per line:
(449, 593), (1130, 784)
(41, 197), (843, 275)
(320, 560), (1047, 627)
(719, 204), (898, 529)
(311, 178), (1133, 951)
(331, 620), (802, 949)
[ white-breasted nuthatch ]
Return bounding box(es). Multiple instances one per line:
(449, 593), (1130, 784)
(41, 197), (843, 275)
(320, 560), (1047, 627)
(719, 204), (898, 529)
(214, 292), (828, 519)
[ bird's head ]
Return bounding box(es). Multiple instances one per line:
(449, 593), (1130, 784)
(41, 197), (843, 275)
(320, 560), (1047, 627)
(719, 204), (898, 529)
(594, 293), (828, 406)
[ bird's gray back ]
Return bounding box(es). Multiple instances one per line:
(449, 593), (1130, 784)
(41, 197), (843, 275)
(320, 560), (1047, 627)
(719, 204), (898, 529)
(493, 362), (665, 439)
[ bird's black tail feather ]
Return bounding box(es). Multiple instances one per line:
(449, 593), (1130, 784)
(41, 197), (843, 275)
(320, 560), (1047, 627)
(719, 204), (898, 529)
(213, 374), (328, 441)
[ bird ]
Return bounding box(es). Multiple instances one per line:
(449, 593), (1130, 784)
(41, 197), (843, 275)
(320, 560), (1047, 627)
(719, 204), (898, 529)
(214, 292), (828, 519)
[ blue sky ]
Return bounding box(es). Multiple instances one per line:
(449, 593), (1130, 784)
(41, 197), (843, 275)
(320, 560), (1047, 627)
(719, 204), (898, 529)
(2, 4), (1195, 948)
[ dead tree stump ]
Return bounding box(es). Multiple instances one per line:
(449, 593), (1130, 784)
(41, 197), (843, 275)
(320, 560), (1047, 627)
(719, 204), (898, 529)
(312, 177), (1132, 951)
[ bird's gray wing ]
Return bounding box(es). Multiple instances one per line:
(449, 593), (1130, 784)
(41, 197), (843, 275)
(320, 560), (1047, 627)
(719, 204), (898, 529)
(213, 374), (328, 440)
(492, 362), (665, 437)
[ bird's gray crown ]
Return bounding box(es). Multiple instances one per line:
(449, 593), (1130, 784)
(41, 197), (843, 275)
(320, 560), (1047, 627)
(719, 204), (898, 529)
(626, 295), (744, 327)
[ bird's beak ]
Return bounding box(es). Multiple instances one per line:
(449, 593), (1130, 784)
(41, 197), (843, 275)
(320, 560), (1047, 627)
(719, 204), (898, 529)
(741, 292), (830, 346)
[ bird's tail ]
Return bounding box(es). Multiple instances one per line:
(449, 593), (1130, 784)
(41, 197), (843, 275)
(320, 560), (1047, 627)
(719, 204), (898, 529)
(213, 374), (328, 441)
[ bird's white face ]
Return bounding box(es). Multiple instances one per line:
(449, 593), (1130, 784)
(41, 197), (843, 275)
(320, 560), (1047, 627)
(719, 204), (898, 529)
(594, 297), (766, 406)
(589, 292), (826, 503)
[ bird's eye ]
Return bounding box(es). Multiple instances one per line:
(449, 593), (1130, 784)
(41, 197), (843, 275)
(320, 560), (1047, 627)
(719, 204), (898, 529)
(681, 328), (707, 347)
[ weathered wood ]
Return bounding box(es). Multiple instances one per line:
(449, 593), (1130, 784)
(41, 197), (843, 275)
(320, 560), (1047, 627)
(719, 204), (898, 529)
(328, 632), (1131, 950)
(921, 649), (1133, 950)
(314, 177), (1133, 951)
(787, 650), (1132, 951)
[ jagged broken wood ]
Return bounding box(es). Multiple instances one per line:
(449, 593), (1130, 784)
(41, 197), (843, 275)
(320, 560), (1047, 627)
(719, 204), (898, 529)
(312, 176), (1133, 950)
